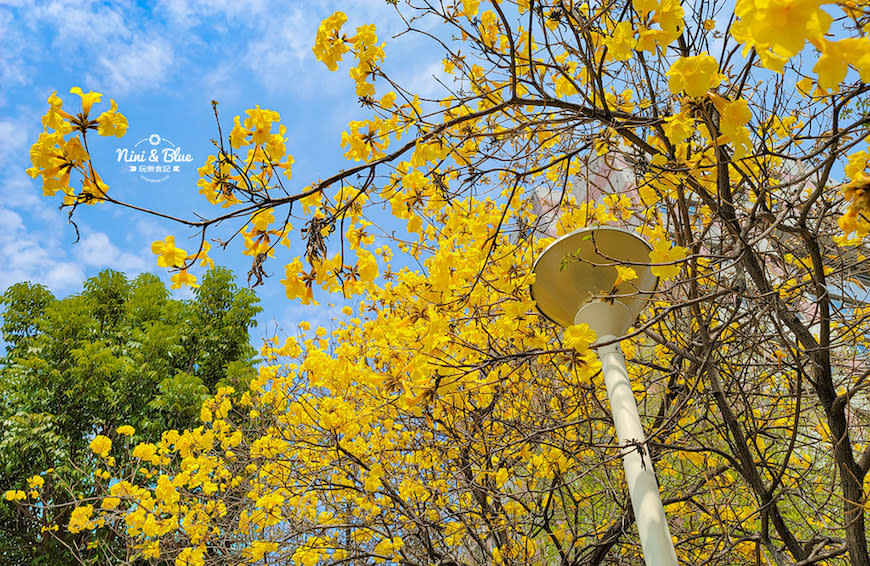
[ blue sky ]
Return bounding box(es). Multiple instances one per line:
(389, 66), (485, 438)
(0, 0), (446, 340)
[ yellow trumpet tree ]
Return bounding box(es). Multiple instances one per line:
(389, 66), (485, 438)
(12, 0), (870, 564)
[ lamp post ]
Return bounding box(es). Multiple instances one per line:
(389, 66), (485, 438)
(531, 226), (679, 566)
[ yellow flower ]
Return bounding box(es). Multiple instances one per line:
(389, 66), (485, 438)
(380, 91), (397, 108)
(69, 87), (102, 116)
(563, 323), (597, 353)
(313, 11), (349, 71)
(714, 96), (753, 157)
(662, 112), (694, 145)
(228, 116), (251, 149)
(243, 106), (281, 146)
(717, 97), (752, 140)
(636, 26), (670, 53)
(200, 403), (213, 423)
(478, 10), (500, 47)
(26, 475), (44, 490)
(731, 0), (832, 70)
(170, 270), (199, 289)
(81, 172), (109, 203)
(151, 235), (187, 268)
(553, 70), (579, 98)
(176, 546), (205, 566)
(256, 491), (284, 510)
(155, 475), (179, 505)
(42, 91), (73, 133)
(246, 541), (279, 562)
(495, 467), (509, 488)
(187, 241), (214, 269)
(96, 99), (128, 138)
(3, 490), (26, 501)
(373, 536), (404, 557)
(649, 239), (688, 279)
(632, 0), (657, 17)
(89, 435), (112, 458)
(845, 151), (869, 180)
(655, 0), (684, 35)
(461, 0), (481, 17)
(667, 53), (721, 97)
(604, 21), (637, 62)
(68, 505), (94, 533)
(116, 425), (135, 437)
(250, 208), (275, 231)
(281, 259), (315, 305)
(142, 540), (160, 559)
(614, 265), (639, 286)
(813, 37), (870, 90)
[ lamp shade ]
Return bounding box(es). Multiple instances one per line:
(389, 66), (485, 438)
(531, 226), (657, 331)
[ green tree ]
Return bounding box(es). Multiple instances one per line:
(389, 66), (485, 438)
(0, 267), (261, 565)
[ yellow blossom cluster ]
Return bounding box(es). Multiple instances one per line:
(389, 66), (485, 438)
(312, 11), (350, 71)
(838, 150), (870, 239)
(731, 0), (870, 94)
(199, 105), (294, 210)
(150, 235), (212, 288)
(19, 3), (870, 564)
(27, 191), (662, 564)
(666, 53), (722, 98)
(731, 0), (832, 71)
(29, 88), (127, 207)
(312, 11), (387, 99)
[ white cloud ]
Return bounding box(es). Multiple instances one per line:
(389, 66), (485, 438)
(0, 206), (84, 293)
(4, 0), (412, 101)
(241, 7), (330, 95)
(157, 0), (269, 26)
(0, 175), (62, 227)
(9, 1), (174, 95)
(42, 262), (86, 289)
(200, 63), (243, 102)
(0, 9), (28, 95)
(94, 37), (175, 94)
(153, 1), (410, 96)
(134, 218), (170, 242)
(31, 0), (131, 47)
(0, 207), (153, 295)
(397, 60), (449, 100)
(74, 231), (149, 272)
(0, 207), (25, 236)
(0, 118), (29, 166)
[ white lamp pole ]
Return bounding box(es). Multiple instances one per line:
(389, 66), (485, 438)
(531, 226), (679, 566)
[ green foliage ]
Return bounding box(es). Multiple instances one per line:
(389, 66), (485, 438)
(0, 281), (53, 348)
(0, 267), (261, 565)
(150, 372), (210, 427)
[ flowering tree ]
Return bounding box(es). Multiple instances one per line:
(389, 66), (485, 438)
(0, 268), (260, 565)
(13, 0), (870, 564)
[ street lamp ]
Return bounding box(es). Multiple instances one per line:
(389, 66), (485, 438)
(531, 226), (679, 566)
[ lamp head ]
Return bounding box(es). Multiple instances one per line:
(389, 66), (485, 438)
(531, 226), (657, 334)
